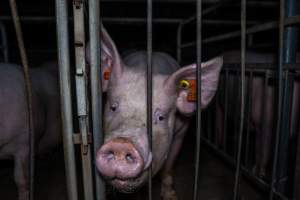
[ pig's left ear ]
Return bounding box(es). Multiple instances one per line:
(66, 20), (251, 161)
(86, 25), (123, 92)
(164, 57), (223, 115)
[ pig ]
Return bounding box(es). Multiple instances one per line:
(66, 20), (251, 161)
(0, 62), (61, 200)
(88, 26), (223, 200)
(215, 50), (300, 179)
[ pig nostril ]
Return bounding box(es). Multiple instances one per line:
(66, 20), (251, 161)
(125, 153), (135, 163)
(105, 150), (115, 160)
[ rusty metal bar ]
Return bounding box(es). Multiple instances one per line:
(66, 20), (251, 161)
(147, 0), (153, 199)
(193, 0), (202, 199)
(72, 1), (94, 200)
(55, 0), (78, 199)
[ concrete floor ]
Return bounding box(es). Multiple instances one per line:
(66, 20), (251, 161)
(0, 134), (265, 200)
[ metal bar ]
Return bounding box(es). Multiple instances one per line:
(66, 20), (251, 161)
(180, 16), (300, 48)
(277, 70), (294, 192)
(193, 0), (202, 199)
(0, 16), (260, 26)
(233, 72), (240, 157)
(233, 0), (246, 198)
(9, 1), (35, 200)
(269, 0), (285, 198)
(260, 70), (269, 180)
(294, 95), (300, 200)
(88, 0), (106, 199)
(0, 22), (8, 62)
(244, 71), (253, 168)
(55, 0), (78, 199)
(0, 16), (182, 24)
(182, 0), (236, 25)
(278, 0), (300, 193)
(72, 1), (94, 200)
(223, 70), (229, 152)
(176, 23), (183, 63)
(147, 0), (153, 199)
(201, 137), (290, 200)
(223, 63), (300, 71)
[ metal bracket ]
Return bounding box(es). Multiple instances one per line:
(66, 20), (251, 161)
(73, 0), (83, 9)
(73, 133), (92, 144)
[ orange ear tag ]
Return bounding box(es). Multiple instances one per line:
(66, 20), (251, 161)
(179, 79), (196, 102)
(103, 66), (112, 80)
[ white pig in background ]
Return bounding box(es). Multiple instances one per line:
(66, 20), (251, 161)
(87, 25), (223, 200)
(0, 62), (61, 200)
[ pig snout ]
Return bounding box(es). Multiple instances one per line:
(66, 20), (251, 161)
(96, 137), (148, 180)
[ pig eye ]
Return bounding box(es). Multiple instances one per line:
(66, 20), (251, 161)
(154, 109), (165, 124)
(110, 102), (118, 112)
(158, 115), (165, 121)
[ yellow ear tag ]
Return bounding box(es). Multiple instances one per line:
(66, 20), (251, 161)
(179, 79), (196, 102)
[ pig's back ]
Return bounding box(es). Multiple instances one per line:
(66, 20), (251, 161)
(123, 51), (180, 75)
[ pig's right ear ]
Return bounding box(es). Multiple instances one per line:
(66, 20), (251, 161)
(164, 57), (223, 115)
(86, 25), (123, 92)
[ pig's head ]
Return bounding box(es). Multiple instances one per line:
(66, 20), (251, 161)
(87, 26), (223, 193)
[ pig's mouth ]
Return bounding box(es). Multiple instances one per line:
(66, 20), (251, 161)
(107, 171), (149, 193)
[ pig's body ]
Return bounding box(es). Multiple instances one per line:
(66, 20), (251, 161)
(216, 51), (300, 178)
(0, 62), (61, 200)
(91, 26), (223, 200)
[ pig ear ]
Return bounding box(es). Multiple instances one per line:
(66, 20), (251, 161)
(164, 57), (223, 115)
(86, 25), (123, 92)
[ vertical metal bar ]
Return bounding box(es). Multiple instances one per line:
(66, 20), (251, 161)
(176, 23), (183, 63)
(223, 69), (229, 151)
(277, 0), (299, 193)
(269, 0), (285, 198)
(55, 1), (78, 199)
(233, 0), (246, 198)
(233, 72), (241, 157)
(9, 1), (35, 199)
(147, 0), (153, 199)
(277, 70), (293, 191)
(73, 1), (94, 200)
(88, 0), (106, 199)
(0, 22), (9, 62)
(294, 90), (300, 200)
(245, 71), (253, 168)
(193, 0), (202, 199)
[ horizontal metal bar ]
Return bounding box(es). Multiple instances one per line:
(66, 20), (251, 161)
(0, 16), (259, 26)
(181, 15), (300, 48)
(0, 16), (182, 24)
(201, 137), (289, 200)
(222, 63), (300, 71)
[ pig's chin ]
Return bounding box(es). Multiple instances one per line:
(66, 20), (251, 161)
(108, 172), (148, 193)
